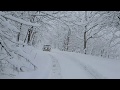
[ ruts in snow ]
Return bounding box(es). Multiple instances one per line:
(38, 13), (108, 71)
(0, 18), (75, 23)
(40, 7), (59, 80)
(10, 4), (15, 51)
(49, 54), (62, 79)
(55, 52), (106, 79)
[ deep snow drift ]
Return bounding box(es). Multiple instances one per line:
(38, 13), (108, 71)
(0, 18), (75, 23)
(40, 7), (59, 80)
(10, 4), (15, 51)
(1, 47), (120, 79)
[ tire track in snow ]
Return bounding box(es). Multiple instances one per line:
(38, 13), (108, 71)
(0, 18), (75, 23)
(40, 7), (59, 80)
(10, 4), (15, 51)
(54, 52), (106, 79)
(48, 54), (62, 79)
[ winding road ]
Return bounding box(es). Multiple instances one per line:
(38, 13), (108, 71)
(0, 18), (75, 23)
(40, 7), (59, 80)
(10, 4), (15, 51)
(47, 51), (106, 79)
(2, 47), (120, 79)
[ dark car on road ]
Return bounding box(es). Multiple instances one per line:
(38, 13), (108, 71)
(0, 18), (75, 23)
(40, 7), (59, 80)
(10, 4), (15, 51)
(43, 45), (51, 52)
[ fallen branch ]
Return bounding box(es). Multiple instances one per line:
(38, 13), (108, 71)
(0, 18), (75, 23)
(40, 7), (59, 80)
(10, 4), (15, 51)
(14, 52), (37, 70)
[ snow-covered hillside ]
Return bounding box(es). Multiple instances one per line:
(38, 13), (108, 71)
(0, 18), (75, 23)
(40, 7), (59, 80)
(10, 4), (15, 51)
(2, 47), (119, 79)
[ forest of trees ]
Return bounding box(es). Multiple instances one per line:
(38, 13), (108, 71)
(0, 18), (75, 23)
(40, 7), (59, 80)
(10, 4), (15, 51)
(1, 11), (120, 76)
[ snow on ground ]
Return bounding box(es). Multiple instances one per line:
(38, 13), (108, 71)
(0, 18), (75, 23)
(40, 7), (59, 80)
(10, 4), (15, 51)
(1, 48), (120, 79)
(14, 46), (52, 79)
(51, 49), (120, 79)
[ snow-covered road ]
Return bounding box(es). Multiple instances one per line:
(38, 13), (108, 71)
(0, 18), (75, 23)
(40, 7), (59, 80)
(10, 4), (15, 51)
(45, 50), (120, 79)
(49, 52), (92, 79)
(48, 54), (62, 79)
(49, 51), (106, 79)
(9, 48), (120, 79)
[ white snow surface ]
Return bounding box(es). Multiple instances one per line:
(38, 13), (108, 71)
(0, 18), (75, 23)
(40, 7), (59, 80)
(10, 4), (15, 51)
(2, 47), (120, 79)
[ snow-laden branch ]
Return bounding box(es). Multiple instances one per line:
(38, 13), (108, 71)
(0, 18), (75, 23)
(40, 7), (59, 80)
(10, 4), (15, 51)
(0, 12), (41, 27)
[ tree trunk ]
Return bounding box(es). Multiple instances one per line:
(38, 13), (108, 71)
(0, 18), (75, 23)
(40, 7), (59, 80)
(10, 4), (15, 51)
(66, 29), (71, 51)
(17, 23), (22, 42)
(25, 26), (34, 45)
(27, 30), (31, 44)
(31, 32), (36, 46)
(84, 11), (87, 54)
(24, 30), (28, 43)
(84, 31), (87, 54)
(17, 32), (20, 42)
(101, 49), (104, 57)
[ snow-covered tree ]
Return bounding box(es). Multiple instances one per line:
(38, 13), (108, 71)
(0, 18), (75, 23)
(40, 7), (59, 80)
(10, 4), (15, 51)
(0, 11), (37, 77)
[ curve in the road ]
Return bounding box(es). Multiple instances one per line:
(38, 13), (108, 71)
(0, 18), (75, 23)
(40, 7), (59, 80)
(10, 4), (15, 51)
(52, 52), (106, 79)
